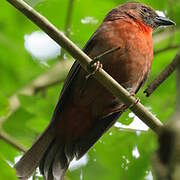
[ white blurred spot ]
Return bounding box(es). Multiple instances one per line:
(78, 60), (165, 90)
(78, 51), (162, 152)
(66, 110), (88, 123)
(6, 160), (13, 168)
(14, 155), (22, 164)
(80, 169), (83, 180)
(122, 155), (126, 159)
(114, 108), (153, 131)
(24, 31), (61, 62)
(69, 154), (88, 171)
(131, 115), (149, 131)
(132, 146), (140, 159)
(109, 132), (112, 136)
(145, 171), (153, 180)
(129, 112), (135, 118)
(121, 162), (125, 168)
(81, 17), (98, 24)
(136, 131), (141, 136)
(114, 118), (149, 131)
(128, 112), (149, 131)
(156, 10), (166, 17)
(121, 155), (130, 170)
(114, 122), (122, 128)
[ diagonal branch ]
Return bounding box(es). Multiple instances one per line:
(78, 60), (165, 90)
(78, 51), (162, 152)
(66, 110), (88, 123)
(0, 60), (72, 151)
(61, 0), (75, 58)
(144, 49), (180, 97)
(154, 44), (180, 55)
(64, 0), (75, 38)
(0, 129), (26, 152)
(0, 60), (72, 126)
(153, 117), (180, 179)
(6, 0), (163, 134)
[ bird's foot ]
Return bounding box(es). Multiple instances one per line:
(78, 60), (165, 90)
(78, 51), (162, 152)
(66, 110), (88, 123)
(129, 92), (135, 97)
(86, 60), (103, 79)
(86, 46), (120, 79)
(129, 93), (140, 109)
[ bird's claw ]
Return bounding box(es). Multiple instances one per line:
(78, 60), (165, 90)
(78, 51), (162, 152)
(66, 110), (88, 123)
(86, 61), (103, 79)
(129, 93), (140, 109)
(129, 92), (135, 97)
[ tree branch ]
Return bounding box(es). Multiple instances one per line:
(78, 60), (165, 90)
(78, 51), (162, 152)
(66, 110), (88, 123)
(153, 119), (180, 180)
(154, 44), (180, 55)
(0, 60), (72, 151)
(6, 0), (163, 134)
(0, 129), (26, 152)
(64, 0), (75, 38)
(144, 49), (180, 97)
(19, 60), (73, 96)
(176, 57), (180, 111)
(0, 60), (72, 126)
(61, 0), (75, 58)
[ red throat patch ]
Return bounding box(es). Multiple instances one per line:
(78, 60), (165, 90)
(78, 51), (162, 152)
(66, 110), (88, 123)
(135, 19), (153, 34)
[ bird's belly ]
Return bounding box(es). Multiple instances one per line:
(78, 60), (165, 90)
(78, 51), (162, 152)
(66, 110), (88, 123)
(103, 53), (149, 92)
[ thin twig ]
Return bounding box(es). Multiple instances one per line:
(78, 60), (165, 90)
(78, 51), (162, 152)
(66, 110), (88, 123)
(167, 0), (175, 46)
(64, 0), (75, 38)
(154, 44), (180, 55)
(0, 60), (72, 135)
(20, 60), (73, 96)
(61, 0), (75, 58)
(93, 46), (120, 62)
(176, 57), (180, 111)
(144, 49), (180, 97)
(6, 0), (163, 134)
(0, 60), (72, 152)
(0, 129), (26, 152)
(0, 60), (72, 126)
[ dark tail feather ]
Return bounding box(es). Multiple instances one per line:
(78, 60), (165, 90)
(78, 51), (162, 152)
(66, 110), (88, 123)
(74, 111), (122, 159)
(52, 150), (69, 180)
(15, 123), (70, 180)
(40, 139), (69, 180)
(14, 125), (55, 179)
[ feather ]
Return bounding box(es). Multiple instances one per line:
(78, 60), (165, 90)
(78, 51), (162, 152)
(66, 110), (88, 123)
(14, 125), (55, 179)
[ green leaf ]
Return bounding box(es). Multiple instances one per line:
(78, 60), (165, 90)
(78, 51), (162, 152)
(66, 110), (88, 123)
(0, 156), (17, 180)
(1, 0), (180, 179)
(0, 92), (9, 117)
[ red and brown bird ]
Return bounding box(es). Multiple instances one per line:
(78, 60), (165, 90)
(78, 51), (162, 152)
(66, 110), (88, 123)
(15, 2), (175, 180)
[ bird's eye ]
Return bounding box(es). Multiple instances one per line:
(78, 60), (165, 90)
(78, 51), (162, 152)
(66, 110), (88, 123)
(142, 8), (148, 13)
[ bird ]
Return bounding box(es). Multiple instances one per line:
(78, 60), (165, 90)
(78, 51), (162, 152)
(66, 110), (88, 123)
(15, 2), (175, 180)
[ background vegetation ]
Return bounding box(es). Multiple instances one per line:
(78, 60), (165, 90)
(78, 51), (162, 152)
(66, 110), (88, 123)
(0, 0), (180, 179)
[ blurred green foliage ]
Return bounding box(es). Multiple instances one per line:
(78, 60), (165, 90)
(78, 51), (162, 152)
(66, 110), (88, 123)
(0, 0), (180, 179)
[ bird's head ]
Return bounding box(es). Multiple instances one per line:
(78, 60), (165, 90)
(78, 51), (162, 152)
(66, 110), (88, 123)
(105, 2), (175, 30)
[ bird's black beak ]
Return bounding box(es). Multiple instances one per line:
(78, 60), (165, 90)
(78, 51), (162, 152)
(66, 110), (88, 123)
(154, 16), (176, 26)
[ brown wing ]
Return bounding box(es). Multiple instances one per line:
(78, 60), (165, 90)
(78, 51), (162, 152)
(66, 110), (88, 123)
(50, 30), (99, 123)
(59, 31), (99, 101)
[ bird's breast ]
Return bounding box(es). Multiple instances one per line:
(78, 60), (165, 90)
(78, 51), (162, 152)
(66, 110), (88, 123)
(99, 20), (153, 92)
